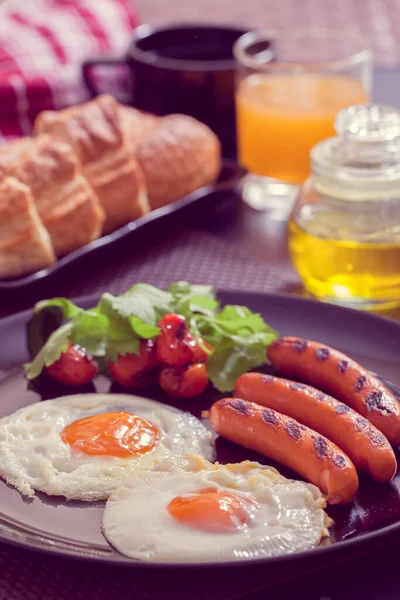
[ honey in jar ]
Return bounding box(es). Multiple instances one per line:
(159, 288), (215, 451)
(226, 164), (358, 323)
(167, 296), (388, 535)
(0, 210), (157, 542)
(288, 104), (400, 310)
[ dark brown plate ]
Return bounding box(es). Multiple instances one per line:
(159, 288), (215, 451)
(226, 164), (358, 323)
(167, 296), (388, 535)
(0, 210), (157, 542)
(0, 161), (243, 293)
(1, 290), (400, 567)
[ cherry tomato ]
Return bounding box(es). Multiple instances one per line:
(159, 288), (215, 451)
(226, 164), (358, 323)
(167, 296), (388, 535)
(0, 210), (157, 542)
(158, 363), (209, 398)
(191, 338), (213, 363)
(157, 314), (210, 366)
(109, 339), (159, 388)
(46, 344), (98, 386)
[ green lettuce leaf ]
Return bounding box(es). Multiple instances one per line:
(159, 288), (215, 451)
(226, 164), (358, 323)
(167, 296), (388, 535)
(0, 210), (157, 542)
(168, 282), (219, 319)
(98, 284), (171, 340)
(127, 315), (160, 339)
(96, 295), (133, 342)
(105, 338), (141, 362)
(206, 342), (268, 393)
(168, 282), (214, 300)
(106, 284), (171, 323)
(69, 310), (109, 357)
(25, 323), (72, 380)
(192, 305), (278, 391)
(34, 298), (82, 319)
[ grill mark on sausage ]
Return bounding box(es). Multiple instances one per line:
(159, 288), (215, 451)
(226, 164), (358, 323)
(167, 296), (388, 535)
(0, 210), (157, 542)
(366, 390), (393, 414)
(333, 454), (347, 468)
(365, 428), (386, 447)
(354, 375), (367, 393)
(293, 339), (309, 353)
(286, 420), (302, 440)
(355, 417), (369, 432)
(225, 398), (252, 416)
(338, 360), (349, 374)
(313, 436), (330, 458)
(316, 347), (330, 361)
(290, 383), (307, 391)
(335, 403), (350, 415)
(262, 409), (279, 426)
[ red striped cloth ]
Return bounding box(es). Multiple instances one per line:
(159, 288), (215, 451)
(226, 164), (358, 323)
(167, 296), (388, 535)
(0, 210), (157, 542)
(0, 0), (138, 141)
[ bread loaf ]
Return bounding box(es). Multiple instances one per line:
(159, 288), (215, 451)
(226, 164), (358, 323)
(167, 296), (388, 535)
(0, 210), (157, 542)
(0, 96), (222, 278)
(36, 95), (150, 233)
(0, 176), (55, 278)
(7, 134), (105, 255)
(121, 108), (221, 209)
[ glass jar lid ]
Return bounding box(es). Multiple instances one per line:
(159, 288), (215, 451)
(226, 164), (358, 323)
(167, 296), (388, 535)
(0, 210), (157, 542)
(311, 104), (400, 201)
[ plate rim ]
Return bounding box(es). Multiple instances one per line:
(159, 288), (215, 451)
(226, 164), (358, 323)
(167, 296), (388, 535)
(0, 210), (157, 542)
(1, 289), (400, 568)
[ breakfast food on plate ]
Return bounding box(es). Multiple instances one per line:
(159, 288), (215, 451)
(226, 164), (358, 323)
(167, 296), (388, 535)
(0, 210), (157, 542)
(35, 94), (149, 233)
(235, 373), (397, 482)
(22, 282), (400, 514)
(6, 134), (105, 255)
(209, 398), (359, 504)
(0, 394), (214, 501)
(156, 313), (210, 365)
(46, 343), (99, 386)
(267, 337), (400, 445)
(25, 282), (278, 396)
(0, 96), (221, 279)
(0, 176), (56, 278)
(103, 456), (330, 562)
(158, 363), (209, 398)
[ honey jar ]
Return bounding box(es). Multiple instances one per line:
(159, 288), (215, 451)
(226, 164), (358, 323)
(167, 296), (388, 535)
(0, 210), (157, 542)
(288, 104), (400, 310)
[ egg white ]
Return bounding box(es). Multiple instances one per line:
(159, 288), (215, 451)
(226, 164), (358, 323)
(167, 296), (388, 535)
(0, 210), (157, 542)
(0, 394), (215, 501)
(103, 457), (330, 563)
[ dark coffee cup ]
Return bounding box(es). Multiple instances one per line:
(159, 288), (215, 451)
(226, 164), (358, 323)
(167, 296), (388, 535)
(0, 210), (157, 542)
(82, 23), (274, 158)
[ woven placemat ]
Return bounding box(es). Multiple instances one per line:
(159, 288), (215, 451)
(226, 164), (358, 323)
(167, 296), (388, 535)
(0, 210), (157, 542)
(0, 228), (281, 316)
(53, 228), (281, 299)
(0, 228), (284, 600)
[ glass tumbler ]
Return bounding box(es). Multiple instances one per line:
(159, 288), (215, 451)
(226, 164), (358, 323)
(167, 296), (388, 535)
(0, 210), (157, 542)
(234, 28), (372, 217)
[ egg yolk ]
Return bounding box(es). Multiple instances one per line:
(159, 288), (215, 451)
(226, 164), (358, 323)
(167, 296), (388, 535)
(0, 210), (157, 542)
(61, 412), (159, 457)
(167, 487), (259, 533)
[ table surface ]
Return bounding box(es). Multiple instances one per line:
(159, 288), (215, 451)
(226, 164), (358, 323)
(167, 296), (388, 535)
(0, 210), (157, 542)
(208, 67), (400, 325)
(1, 67), (400, 600)
(134, 0), (400, 69)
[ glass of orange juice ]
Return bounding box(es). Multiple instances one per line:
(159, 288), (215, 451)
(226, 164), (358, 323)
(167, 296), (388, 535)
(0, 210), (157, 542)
(234, 28), (372, 215)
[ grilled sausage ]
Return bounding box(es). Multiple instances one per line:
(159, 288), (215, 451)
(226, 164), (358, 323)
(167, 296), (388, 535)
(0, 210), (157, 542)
(267, 337), (400, 446)
(209, 397), (359, 504)
(235, 373), (397, 482)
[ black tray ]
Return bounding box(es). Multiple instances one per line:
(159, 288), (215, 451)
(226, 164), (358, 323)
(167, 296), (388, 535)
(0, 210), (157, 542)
(0, 161), (244, 294)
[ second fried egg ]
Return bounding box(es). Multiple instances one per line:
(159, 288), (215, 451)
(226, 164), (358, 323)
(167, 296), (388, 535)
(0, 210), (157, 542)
(103, 457), (330, 563)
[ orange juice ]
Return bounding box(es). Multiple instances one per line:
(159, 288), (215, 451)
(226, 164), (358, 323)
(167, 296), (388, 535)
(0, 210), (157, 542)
(236, 74), (369, 183)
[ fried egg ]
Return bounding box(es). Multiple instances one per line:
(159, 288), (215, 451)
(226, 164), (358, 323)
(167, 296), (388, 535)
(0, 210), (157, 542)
(0, 394), (214, 501)
(103, 456), (330, 563)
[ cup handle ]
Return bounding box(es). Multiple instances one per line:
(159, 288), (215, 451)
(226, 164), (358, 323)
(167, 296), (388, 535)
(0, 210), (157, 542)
(82, 55), (128, 97)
